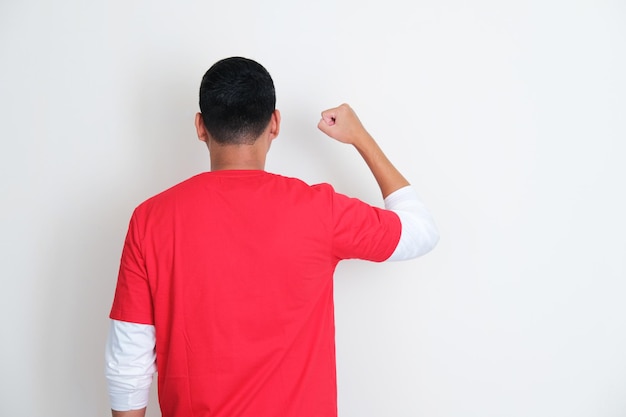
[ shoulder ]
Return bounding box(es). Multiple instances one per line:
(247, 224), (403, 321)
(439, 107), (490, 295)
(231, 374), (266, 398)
(262, 172), (338, 197)
(132, 173), (210, 216)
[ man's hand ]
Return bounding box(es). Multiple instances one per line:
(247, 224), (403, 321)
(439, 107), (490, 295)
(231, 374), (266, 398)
(317, 103), (372, 146)
(317, 103), (410, 199)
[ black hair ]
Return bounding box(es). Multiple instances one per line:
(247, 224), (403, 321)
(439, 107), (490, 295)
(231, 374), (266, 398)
(199, 57), (276, 144)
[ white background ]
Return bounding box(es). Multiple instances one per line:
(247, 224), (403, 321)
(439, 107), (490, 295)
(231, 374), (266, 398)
(1, 1), (625, 416)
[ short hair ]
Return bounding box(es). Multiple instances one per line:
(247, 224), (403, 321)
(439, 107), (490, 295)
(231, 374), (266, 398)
(199, 57), (276, 145)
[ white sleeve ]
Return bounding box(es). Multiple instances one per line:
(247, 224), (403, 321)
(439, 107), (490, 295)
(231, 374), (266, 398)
(105, 319), (157, 411)
(384, 185), (440, 261)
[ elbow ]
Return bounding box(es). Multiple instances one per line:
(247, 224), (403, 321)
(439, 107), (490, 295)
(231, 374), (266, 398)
(410, 221), (440, 259)
(387, 219), (439, 262)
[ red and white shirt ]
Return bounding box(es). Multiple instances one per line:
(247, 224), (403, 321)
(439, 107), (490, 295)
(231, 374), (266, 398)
(107, 170), (438, 417)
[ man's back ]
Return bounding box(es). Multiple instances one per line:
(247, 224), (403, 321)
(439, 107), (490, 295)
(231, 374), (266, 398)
(110, 170), (401, 416)
(106, 58), (438, 417)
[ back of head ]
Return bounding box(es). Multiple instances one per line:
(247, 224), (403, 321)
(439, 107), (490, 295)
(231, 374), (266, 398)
(199, 57), (276, 145)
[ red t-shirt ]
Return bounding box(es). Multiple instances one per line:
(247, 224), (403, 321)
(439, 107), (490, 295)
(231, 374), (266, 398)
(110, 170), (401, 417)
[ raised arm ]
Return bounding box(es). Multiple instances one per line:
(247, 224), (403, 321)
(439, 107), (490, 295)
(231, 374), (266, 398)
(318, 103), (439, 260)
(317, 103), (409, 199)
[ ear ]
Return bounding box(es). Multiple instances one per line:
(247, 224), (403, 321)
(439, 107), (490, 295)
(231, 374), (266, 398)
(195, 113), (209, 143)
(268, 109), (281, 141)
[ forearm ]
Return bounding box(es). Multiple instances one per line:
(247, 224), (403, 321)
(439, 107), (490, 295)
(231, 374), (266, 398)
(352, 132), (410, 199)
(112, 408), (146, 417)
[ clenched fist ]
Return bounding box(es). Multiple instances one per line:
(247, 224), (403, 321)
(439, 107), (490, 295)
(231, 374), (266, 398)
(317, 103), (372, 146)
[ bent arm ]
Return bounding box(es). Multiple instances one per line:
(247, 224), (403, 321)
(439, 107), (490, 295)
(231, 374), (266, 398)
(318, 104), (439, 258)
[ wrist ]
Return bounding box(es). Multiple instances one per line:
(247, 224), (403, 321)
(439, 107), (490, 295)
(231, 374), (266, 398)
(351, 132), (376, 152)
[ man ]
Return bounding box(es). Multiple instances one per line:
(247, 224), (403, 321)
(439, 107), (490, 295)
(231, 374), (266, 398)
(105, 56), (439, 417)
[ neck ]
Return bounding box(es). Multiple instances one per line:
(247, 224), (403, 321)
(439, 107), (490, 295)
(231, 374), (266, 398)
(209, 143), (267, 171)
